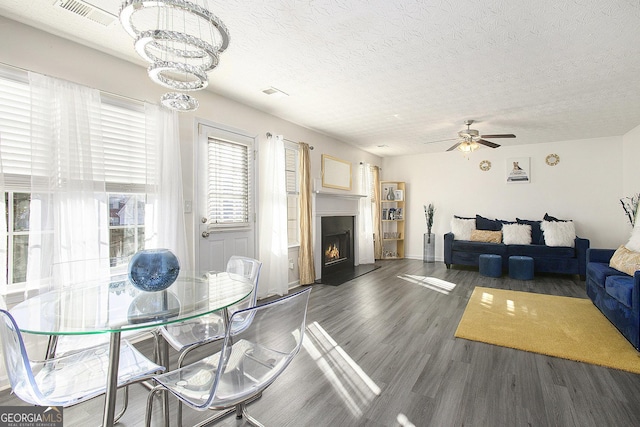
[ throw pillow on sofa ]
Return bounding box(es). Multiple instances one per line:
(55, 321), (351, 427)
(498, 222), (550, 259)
(541, 220), (575, 247)
(475, 214), (501, 231)
(544, 213), (570, 222)
(451, 217), (476, 240)
(516, 218), (544, 244)
(470, 229), (502, 243)
(610, 245), (640, 276)
(502, 223), (532, 245)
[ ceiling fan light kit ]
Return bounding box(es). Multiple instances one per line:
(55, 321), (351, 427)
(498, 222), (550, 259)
(437, 120), (516, 155)
(119, 0), (230, 112)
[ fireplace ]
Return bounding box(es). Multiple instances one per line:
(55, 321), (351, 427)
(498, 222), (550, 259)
(321, 216), (355, 278)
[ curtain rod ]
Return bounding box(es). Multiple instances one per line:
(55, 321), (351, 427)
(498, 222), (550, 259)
(0, 61), (148, 105)
(360, 162), (381, 170)
(266, 132), (314, 150)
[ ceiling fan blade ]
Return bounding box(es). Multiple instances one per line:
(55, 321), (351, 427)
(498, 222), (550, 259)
(424, 137), (458, 144)
(477, 139), (501, 148)
(480, 134), (516, 138)
(446, 142), (462, 151)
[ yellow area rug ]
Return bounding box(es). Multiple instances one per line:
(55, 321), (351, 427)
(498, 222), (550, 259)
(455, 287), (640, 374)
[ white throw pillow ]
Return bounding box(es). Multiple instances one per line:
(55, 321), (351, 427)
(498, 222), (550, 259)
(451, 217), (476, 240)
(625, 221), (640, 252)
(541, 220), (575, 247)
(502, 223), (532, 245)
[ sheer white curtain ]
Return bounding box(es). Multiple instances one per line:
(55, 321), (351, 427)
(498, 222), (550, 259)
(16, 73), (189, 290)
(258, 134), (289, 297)
(27, 72), (110, 288)
(143, 103), (190, 269)
(358, 163), (375, 264)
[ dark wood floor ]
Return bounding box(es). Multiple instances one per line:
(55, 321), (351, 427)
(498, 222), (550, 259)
(3, 259), (640, 426)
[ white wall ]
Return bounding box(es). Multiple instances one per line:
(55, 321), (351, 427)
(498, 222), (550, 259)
(0, 16), (382, 272)
(382, 136), (630, 260)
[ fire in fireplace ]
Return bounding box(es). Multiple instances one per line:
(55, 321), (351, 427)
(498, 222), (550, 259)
(325, 244), (340, 263)
(324, 233), (349, 266)
(321, 216), (354, 278)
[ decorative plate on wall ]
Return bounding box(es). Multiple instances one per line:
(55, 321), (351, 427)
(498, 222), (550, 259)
(545, 154), (560, 166)
(479, 160), (491, 171)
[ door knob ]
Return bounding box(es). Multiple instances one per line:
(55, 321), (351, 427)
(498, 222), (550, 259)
(202, 231), (210, 238)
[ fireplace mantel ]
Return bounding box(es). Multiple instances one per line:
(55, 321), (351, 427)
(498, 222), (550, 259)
(314, 190), (366, 199)
(313, 191), (363, 280)
(314, 191), (364, 216)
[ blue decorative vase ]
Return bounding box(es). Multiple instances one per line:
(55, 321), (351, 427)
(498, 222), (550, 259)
(128, 249), (180, 292)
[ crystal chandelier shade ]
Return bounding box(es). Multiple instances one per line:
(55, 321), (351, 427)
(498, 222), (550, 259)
(161, 92), (199, 111)
(120, 0), (230, 111)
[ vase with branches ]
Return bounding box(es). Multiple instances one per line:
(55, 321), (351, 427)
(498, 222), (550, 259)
(621, 193), (640, 227)
(424, 203), (435, 243)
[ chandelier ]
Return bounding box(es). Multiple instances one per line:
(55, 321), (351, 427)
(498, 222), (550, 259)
(120, 0), (230, 112)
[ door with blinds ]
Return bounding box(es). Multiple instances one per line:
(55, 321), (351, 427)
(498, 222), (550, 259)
(196, 124), (257, 272)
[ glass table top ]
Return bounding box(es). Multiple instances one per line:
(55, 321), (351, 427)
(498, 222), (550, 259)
(9, 271), (254, 335)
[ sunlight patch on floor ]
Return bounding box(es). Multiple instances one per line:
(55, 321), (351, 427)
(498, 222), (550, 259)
(481, 291), (494, 308)
(302, 321), (381, 417)
(397, 413), (416, 427)
(397, 274), (457, 294)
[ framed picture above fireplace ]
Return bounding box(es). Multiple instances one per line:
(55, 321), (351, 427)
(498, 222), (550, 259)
(322, 154), (352, 190)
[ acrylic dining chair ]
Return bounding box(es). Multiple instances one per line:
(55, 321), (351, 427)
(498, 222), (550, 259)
(145, 287), (312, 427)
(158, 256), (262, 368)
(0, 308), (164, 418)
(42, 258), (161, 417)
(46, 258), (156, 358)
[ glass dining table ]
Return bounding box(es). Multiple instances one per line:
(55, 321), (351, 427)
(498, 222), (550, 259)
(9, 270), (254, 427)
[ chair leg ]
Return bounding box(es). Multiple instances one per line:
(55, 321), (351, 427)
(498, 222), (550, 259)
(113, 386), (129, 423)
(184, 392), (264, 427)
(177, 343), (198, 369)
(238, 402), (265, 427)
(145, 386), (167, 427)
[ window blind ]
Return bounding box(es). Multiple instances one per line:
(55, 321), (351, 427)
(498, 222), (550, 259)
(0, 69), (149, 191)
(101, 96), (149, 192)
(207, 137), (250, 226)
(284, 145), (298, 193)
(0, 70), (32, 188)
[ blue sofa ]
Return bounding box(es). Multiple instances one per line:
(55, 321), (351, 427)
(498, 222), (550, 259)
(444, 232), (589, 279)
(586, 248), (640, 350)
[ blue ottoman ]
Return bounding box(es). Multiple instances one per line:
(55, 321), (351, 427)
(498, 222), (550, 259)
(479, 254), (502, 278)
(509, 256), (534, 280)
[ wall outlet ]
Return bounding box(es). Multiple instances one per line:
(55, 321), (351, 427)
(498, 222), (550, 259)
(289, 259), (294, 270)
(184, 200), (192, 213)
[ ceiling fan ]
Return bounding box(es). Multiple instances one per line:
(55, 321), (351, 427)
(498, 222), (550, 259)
(426, 120), (516, 152)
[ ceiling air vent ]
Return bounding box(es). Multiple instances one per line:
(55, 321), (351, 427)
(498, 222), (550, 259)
(53, 0), (117, 27)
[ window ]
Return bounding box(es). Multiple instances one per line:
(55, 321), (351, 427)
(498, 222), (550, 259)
(101, 98), (148, 268)
(0, 68), (150, 287)
(108, 193), (145, 266)
(206, 137), (251, 227)
(285, 143), (299, 246)
(4, 192), (31, 284)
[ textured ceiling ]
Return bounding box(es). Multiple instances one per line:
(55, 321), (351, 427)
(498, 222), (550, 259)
(1, 0), (640, 157)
